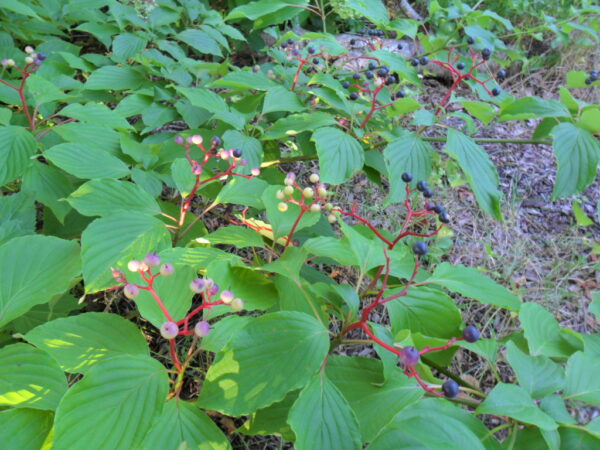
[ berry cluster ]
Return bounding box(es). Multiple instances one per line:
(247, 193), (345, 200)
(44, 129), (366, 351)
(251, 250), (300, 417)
(279, 38), (327, 90)
(168, 134), (260, 242)
(585, 69), (598, 85)
(111, 253), (244, 375)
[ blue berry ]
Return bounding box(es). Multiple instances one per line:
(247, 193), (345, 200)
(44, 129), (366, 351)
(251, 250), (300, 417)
(419, 56), (429, 65)
(462, 325), (480, 343)
(342, 81), (350, 89)
(492, 87), (501, 96)
(422, 188), (433, 198)
(432, 204), (445, 214)
(353, 72), (361, 80)
(349, 92), (359, 100)
(366, 70), (374, 79)
(442, 380), (460, 398)
(439, 211), (450, 224)
(397, 43), (403, 50)
(368, 61), (377, 70)
(401, 346), (420, 366)
(481, 48), (492, 60)
(456, 62), (465, 70)
(401, 172), (413, 182)
(313, 58), (319, 64)
(467, 36), (475, 45)
(411, 58), (419, 67)
(413, 241), (428, 256)
(396, 89), (406, 99)
(497, 69), (507, 79)
(232, 148), (242, 158)
(308, 46), (315, 54)
(416, 180), (428, 191)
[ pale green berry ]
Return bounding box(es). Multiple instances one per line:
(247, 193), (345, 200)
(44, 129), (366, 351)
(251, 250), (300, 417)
(25, 56), (34, 64)
(191, 135), (203, 145)
(220, 290), (234, 304)
(24, 46), (34, 54)
(127, 260), (141, 272)
(123, 284), (139, 299)
(325, 203), (333, 211)
(278, 202), (288, 212)
(309, 173), (320, 183)
(194, 321), (211, 337)
(276, 189), (285, 200)
(310, 204), (321, 213)
(317, 187), (327, 197)
(327, 214), (337, 223)
(284, 185), (294, 196)
(251, 168), (260, 176)
(303, 187), (314, 198)
(231, 298), (244, 311)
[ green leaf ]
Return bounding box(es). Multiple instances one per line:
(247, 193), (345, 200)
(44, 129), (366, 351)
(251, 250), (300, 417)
(460, 100), (497, 125)
(384, 132), (432, 203)
(519, 302), (577, 358)
(261, 185), (321, 239)
(311, 127), (365, 185)
(387, 286), (462, 338)
(159, 247), (240, 268)
(0, 235), (80, 328)
(550, 123), (600, 200)
(303, 236), (357, 266)
(476, 383), (557, 430)
(326, 356), (423, 442)
(340, 222), (386, 274)
(198, 311), (329, 416)
(564, 352), (600, 404)
(0, 126), (37, 186)
(210, 71), (277, 91)
(25, 312), (150, 374)
(44, 143), (130, 179)
(0, 190), (36, 239)
(201, 315), (251, 353)
(540, 395), (577, 425)
(0, 343), (67, 410)
(22, 161), (74, 223)
(11, 293), (81, 335)
(0, 408), (52, 450)
(0, 0), (41, 18)
(429, 262), (521, 311)
(204, 226), (264, 248)
(112, 33), (147, 60)
(590, 293), (600, 319)
(81, 213), (172, 293)
(85, 65), (145, 90)
(240, 390), (297, 440)
(289, 373), (361, 450)
(59, 103), (133, 130)
(53, 122), (120, 155)
(68, 179), (160, 217)
(175, 86), (228, 113)
(370, 50), (420, 85)
(142, 400), (230, 450)
(444, 129), (503, 220)
(506, 341), (565, 399)
(263, 112), (336, 140)
(227, 0), (303, 20)
(344, 0), (388, 24)
(217, 176), (268, 208)
(499, 97), (571, 121)
(263, 86), (306, 113)
(53, 355), (169, 449)
(177, 29), (222, 57)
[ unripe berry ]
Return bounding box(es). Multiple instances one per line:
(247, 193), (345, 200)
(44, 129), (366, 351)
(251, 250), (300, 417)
(186, 136), (194, 144)
(374, 78), (384, 87)
(25, 46), (34, 54)
(220, 150), (231, 160)
(111, 268), (127, 283)
(284, 172), (296, 186)
(191, 134), (202, 145)
(401, 172), (413, 183)
(401, 346), (420, 366)
(278, 202), (288, 212)
(1, 59), (9, 67)
(310, 204), (321, 213)
(251, 168), (260, 176)
(303, 187), (314, 198)
(209, 283), (219, 296)
(190, 278), (206, 293)
(231, 298), (244, 311)
(25, 56), (34, 64)
(192, 164), (202, 175)
(160, 263), (174, 277)
(325, 203), (333, 211)
(128, 260), (141, 272)
(239, 158), (248, 166)
(123, 284), (139, 299)
(309, 173), (320, 183)
(462, 325), (480, 343)
(413, 241), (428, 256)
(160, 321), (179, 339)
(276, 189), (285, 200)
(204, 278), (214, 290)
(317, 186), (327, 197)
(175, 136), (184, 145)
(144, 253), (160, 268)
(442, 379), (460, 398)
(284, 185), (294, 196)
(194, 321), (211, 337)
(6, 59), (15, 67)
(327, 214), (337, 223)
(220, 290), (234, 304)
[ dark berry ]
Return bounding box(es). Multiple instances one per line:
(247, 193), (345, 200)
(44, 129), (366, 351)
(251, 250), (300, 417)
(368, 29), (376, 36)
(401, 172), (413, 182)
(211, 136), (221, 146)
(343, 81), (350, 89)
(413, 241), (428, 256)
(432, 204), (445, 214)
(422, 188), (433, 198)
(442, 380), (460, 398)
(481, 48), (492, 60)
(349, 92), (359, 100)
(377, 30), (384, 37)
(590, 70), (598, 81)
(350, 39), (356, 45)
(497, 69), (507, 79)
(401, 346), (420, 366)
(397, 43), (403, 50)
(439, 211), (450, 223)
(368, 61), (377, 70)
(416, 180), (428, 191)
(425, 201), (435, 211)
(585, 78), (593, 85)
(287, 38), (294, 45)
(232, 148), (242, 158)
(419, 56), (429, 65)
(313, 58), (319, 64)
(396, 89), (406, 99)
(353, 72), (361, 80)
(462, 325), (480, 343)
(281, 42), (288, 49)
(37, 52), (47, 61)
(467, 36), (475, 45)
(365, 70), (373, 79)
(491, 87), (501, 96)
(377, 67), (389, 77)
(389, 73), (399, 84)
(292, 49), (300, 56)
(411, 58), (419, 67)
(308, 46), (315, 54)
(456, 62), (465, 70)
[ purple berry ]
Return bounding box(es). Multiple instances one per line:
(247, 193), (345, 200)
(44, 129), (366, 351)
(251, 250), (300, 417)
(462, 325), (480, 343)
(123, 284), (139, 299)
(209, 283), (219, 296)
(194, 321), (211, 337)
(190, 278), (206, 293)
(413, 241), (428, 256)
(160, 321), (179, 339)
(175, 136), (184, 145)
(416, 180), (428, 191)
(401, 346), (420, 366)
(192, 164), (202, 175)
(160, 263), (174, 277)
(144, 253), (160, 268)
(37, 52), (47, 61)
(111, 268), (127, 283)
(442, 379), (460, 398)
(220, 290), (234, 304)
(211, 136), (221, 146)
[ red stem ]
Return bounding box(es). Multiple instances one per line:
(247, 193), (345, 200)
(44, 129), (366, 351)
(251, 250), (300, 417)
(169, 339), (182, 371)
